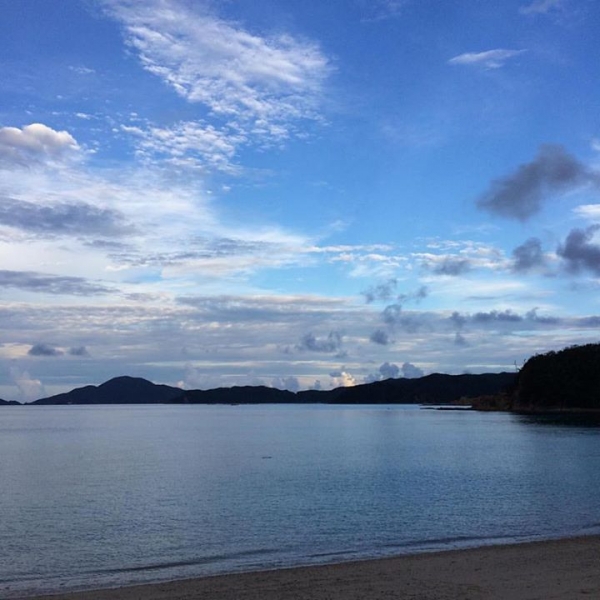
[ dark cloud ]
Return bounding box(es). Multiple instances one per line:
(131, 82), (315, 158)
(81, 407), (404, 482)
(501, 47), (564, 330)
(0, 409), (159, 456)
(401, 362), (424, 378)
(450, 311), (468, 330)
(297, 331), (343, 353)
(477, 145), (599, 221)
(396, 313), (428, 333)
(0, 197), (134, 237)
(577, 316), (600, 327)
(454, 332), (468, 346)
(431, 258), (471, 276)
(68, 346), (90, 357)
(379, 361), (400, 379)
(0, 270), (112, 296)
(381, 286), (428, 327)
(369, 329), (390, 345)
(383, 307), (429, 333)
(451, 308), (561, 330)
(362, 278), (397, 303)
(382, 303), (402, 326)
(512, 237), (546, 272)
(28, 343), (63, 357)
(557, 226), (600, 275)
(398, 285), (429, 304)
(525, 308), (560, 325)
(363, 373), (379, 384)
(364, 361), (401, 383)
(472, 310), (523, 323)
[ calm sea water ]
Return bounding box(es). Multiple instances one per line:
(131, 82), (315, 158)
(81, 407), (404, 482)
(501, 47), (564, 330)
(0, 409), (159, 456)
(1, 404), (600, 598)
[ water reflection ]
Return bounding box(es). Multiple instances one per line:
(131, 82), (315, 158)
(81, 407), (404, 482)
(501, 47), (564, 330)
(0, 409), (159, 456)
(515, 412), (600, 429)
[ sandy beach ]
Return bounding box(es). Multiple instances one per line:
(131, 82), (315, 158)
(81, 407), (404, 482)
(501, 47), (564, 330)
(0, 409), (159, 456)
(20, 535), (600, 600)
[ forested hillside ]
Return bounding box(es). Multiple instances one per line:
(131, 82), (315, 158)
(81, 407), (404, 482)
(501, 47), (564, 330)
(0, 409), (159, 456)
(512, 344), (600, 411)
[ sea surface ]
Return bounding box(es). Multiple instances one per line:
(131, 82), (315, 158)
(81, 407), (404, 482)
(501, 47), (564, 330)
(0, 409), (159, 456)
(2, 404), (600, 598)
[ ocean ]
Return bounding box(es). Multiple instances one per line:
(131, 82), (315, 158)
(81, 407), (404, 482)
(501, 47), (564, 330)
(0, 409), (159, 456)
(2, 404), (600, 598)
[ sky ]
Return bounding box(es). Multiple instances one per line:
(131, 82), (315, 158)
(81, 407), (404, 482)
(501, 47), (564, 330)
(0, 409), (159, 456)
(1, 0), (600, 401)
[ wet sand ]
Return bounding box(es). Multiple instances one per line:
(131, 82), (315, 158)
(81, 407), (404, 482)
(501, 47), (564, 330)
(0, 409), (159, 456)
(20, 535), (600, 600)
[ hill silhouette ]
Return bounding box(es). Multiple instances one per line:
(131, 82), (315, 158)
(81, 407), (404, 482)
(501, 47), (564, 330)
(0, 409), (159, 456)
(512, 343), (600, 412)
(14, 344), (600, 410)
(27, 372), (515, 406)
(296, 373), (516, 405)
(31, 376), (184, 405)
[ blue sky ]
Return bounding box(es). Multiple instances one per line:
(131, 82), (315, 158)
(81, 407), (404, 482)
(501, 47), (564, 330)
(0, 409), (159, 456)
(1, 0), (600, 400)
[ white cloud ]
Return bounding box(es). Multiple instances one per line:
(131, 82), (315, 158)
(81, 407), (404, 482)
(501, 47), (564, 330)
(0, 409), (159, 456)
(329, 367), (357, 387)
(448, 49), (526, 69)
(519, 0), (565, 15)
(271, 375), (300, 392)
(0, 123), (80, 167)
(9, 365), (45, 402)
(573, 204), (600, 221)
(104, 0), (331, 145)
(359, 0), (407, 22)
(122, 121), (244, 173)
(69, 65), (96, 75)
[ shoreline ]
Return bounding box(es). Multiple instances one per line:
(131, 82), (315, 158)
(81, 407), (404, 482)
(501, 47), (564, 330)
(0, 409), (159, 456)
(16, 534), (600, 600)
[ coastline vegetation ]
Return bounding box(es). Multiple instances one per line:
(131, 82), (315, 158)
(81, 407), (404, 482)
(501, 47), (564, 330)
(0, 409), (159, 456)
(471, 343), (600, 413)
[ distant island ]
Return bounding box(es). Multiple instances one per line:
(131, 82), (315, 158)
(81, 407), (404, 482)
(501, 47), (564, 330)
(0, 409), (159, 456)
(4, 343), (598, 411)
(7, 371), (516, 407)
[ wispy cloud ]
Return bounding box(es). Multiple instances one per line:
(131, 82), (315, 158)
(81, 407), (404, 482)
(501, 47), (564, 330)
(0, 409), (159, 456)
(359, 0), (407, 22)
(121, 121), (245, 174)
(573, 204), (600, 221)
(417, 241), (505, 275)
(113, 231), (322, 280)
(105, 0), (331, 152)
(519, 0), (565, 15)
(0, 197), (134, 238)
(448, 49), (526, 69)
(0, 270), (113, 296)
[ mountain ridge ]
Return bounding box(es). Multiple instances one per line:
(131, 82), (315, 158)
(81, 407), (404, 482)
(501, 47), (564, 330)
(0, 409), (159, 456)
(5, 343), (599, 410)
(24, 372), (516, 406)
